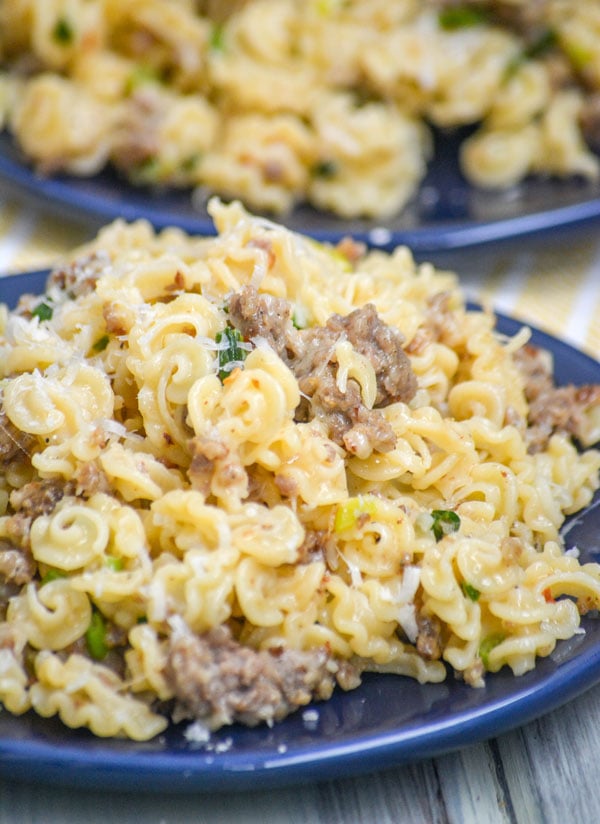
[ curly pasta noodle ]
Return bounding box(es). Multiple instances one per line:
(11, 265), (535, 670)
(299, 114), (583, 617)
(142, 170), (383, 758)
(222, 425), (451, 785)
(0, 198), (599, 739)
(1, 0), (600, 219)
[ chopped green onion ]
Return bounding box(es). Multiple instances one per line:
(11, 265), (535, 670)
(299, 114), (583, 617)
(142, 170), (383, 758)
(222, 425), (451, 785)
(32, 301), (53, 322)
(308, 238), (352, 272)
(328, 247), (353, 272)
(293, 305), (309, 328)
(210, 24), (225, 52)
(125, 64), (162, 95)
(505, 28), (558, 77)
(40, 569), (67, 586)
(181, 153), (201, 173)
(438, 7), (487, 30)
(479, 633), (505, 669)
(430, 509), (461, 542)
(129, 157), (162, 185)
(53, 17), (74, 45)
(85, 610), (108, 660)
(216, 326), (247, 381)
(462, 582), (481, 602)
(563, 40), (594, 71)
(105, 555), (124, 572)
(92, 335), (109, 352)
(334, 496), (379, 533)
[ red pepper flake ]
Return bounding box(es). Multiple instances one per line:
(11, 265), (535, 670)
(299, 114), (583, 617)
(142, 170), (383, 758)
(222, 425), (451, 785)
(542, 587), (555, 603)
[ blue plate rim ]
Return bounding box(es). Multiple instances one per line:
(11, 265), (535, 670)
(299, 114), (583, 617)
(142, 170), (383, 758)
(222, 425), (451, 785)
(2, 131), (600, 253)
(0, 269), (599, 793)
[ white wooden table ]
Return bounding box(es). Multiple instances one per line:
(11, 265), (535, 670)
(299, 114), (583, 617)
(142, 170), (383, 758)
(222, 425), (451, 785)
(1, 199), (600, 823)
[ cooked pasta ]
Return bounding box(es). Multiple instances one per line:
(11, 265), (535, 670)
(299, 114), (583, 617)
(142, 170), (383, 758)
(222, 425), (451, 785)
(1, 1), (600, 219)
(0, 198), (600, 740)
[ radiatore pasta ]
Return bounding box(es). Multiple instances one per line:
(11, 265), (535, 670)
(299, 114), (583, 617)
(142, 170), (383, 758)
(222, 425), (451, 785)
(0, 199), (599, 740)
(1, 1), (600, 219)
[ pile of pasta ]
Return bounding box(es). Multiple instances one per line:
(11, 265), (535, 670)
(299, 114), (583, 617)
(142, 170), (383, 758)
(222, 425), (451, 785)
(1, 198), (600, 742)
(1, 0), (600, 219)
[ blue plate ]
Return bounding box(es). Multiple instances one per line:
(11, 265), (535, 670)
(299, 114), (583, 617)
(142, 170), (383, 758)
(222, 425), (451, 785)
(2, 130), (600, 252)
(1, 269), (600, 793)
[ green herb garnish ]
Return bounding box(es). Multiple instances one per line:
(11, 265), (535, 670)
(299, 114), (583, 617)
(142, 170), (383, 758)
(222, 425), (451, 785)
(181, 153), (201, 173)
(40, 569), (67, 586)
(312, 160), (338, 178)
(505, 28), (558, 77)
(216, 326), (247, 381)
(53, 17), (74, 45)
(438, 7), (487, 30)
(461, 582), (481, 602)
(105, 555), (124, 572)
(430, 509), (461, 542)
(526, 28), (558, 59)
(32, 301), (53, 322)
(92, 335), (109, 352)
(129, 157), (162, 185)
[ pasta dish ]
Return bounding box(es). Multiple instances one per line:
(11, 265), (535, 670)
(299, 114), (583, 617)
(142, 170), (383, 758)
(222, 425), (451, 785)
(0, 199), (599, 741)
(1, 0), (600, 219)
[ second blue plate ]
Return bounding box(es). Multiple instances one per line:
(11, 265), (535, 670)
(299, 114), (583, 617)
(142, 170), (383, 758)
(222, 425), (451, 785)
(2, 130), (600, 252)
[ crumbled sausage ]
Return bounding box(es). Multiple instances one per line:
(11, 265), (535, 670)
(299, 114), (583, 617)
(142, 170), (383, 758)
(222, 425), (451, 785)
(415, 612), (444, 661)
(5, 478), (74, 551)
(0, 413), (37, 466)
(188, 435), (247, 497)
(227, 285), (417, 458)
(227, 284), (291, 360)
(73, 462), (112, 498)
(9, 478), (72, 520)
(322, 303), (418, 407)
(165, 624), (358, 729)
(111, 87), (163, 173)
(102, 301), (130, 336)
(0, 540), (36, 617)
(47, 251), (110, 297)
(295, 529), (337, 564)
(0, 541), (35, 586)
(335, 236), (367, 266)
(514, 342), (600, 452)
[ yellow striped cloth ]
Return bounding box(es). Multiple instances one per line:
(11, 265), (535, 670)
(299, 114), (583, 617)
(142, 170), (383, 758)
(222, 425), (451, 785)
(0, 198), (90, 273)
(0, 194), (598, 359)
(430, 230), (600, 359)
